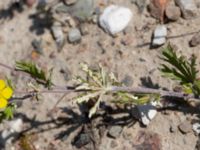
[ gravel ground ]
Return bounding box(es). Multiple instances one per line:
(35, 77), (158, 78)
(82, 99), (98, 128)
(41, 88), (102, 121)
(0, 0), (200, 149)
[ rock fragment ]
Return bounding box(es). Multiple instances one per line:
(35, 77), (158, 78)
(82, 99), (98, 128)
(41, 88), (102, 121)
(0, 118), (23, 145)
(8, 118), (23, 133)
(80, 24), (89, 35)
(192, 123), (200, 135)
(32, 39), (43, 54)
(74, 133), (91, 148)
(178, 121), (192, 134)
(122, 75), (133, 87)
(137, 102), (157, 126)
(69, 0), (94, 21)
(189, 33), (200, 47)
(165, 4), (181, 21)
(108, 126), (123, 138)
(175, 0), (197, 19)
(54, 0), (94, 21)
(99, 5), (133, 35)
(152, 25), (167, 46)
(68, 28), (81, 43)
(51, 24), (65, 51)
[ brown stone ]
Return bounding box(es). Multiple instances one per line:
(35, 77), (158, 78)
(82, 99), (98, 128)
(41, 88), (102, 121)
(189, 33), (200, 47)
(165, 4), (181, 21)
(178, 121), (192, 134)
(26, 0), (36, 7)
(132, 131), (162, 150)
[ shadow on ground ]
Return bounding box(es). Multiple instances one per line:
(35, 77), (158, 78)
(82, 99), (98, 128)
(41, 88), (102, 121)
(0, 103), (137, 149)
(0, 1), (25, 20)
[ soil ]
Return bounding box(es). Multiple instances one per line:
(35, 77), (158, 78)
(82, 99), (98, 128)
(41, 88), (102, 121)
(0, 0), (200, 150)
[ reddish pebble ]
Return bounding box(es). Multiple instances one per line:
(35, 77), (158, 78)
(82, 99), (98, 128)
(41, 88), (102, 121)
(26, 0), (36, 7)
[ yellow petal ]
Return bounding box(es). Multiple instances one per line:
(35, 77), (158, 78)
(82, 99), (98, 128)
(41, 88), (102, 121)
(0, 98), (8, 108)
(1, 87), (13, 99)
(0, 80), (6, 90)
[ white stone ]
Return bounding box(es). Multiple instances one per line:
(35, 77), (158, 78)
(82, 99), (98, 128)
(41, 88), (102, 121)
(99, 5), (133, 35)
(51, 25), (65, 50)
(152, 25), (167, 46)
(0, 119), (23, 146)
(8, 118), (23, 133)
(137, 102), (157, 126)
(192, 123), (200, 134)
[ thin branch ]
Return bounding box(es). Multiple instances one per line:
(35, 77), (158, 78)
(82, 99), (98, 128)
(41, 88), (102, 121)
(0, 62), (15, 71)
(12, 85), (196, 100)
(110, 86), (195, 99)
(0, 62), (197, 103)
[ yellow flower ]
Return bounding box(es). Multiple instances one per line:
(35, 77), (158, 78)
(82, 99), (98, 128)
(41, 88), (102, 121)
(0, 80), (13, 108)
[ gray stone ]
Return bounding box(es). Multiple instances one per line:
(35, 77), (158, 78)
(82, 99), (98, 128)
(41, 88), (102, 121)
(170, 124), (177, 133)
(192, 123), (200, 135)
(175, 0), (197, 19)
(108, 126), (123, 138)
(68, 28), (81, 43)
(152, 25), (167, 46)
(189, 33), (200, 47)
(51, 24), (65, 51)
(178, 121), (192, 134)
(32, 39), (43, 54)
(54, 0), (94, 21)
(74, 133), (91, 148)
(80, 24), (89, 35)
(122, 75), (133, 87)
(165, 4), (181, 21)
(0, 119), (23, 145)
(69, 0), (94, 21)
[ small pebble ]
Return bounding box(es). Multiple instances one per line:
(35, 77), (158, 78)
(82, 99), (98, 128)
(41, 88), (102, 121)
(108, 126), (123, 138)
(165, 4), (181, 21)
(8, 118), (23, 133)
(175, 0), (197, 19)
(189, 33), (200, 47)
(152, 25), (167, 46)
(170, 124), (177, 133)
(80, 24), (89, 35)
(122, 75), (133, 87)
(74, 133), (91, 148)
(68, 28), (81, 43)
(51, 24), (65, 51)
(26, 0), (36, 7)
(32, 39), (43, 54)
(178, 121), (192, 134)
(99, 5), (133, 35)
(192, 123), (200, 135)
(137, 102), (157, 126)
